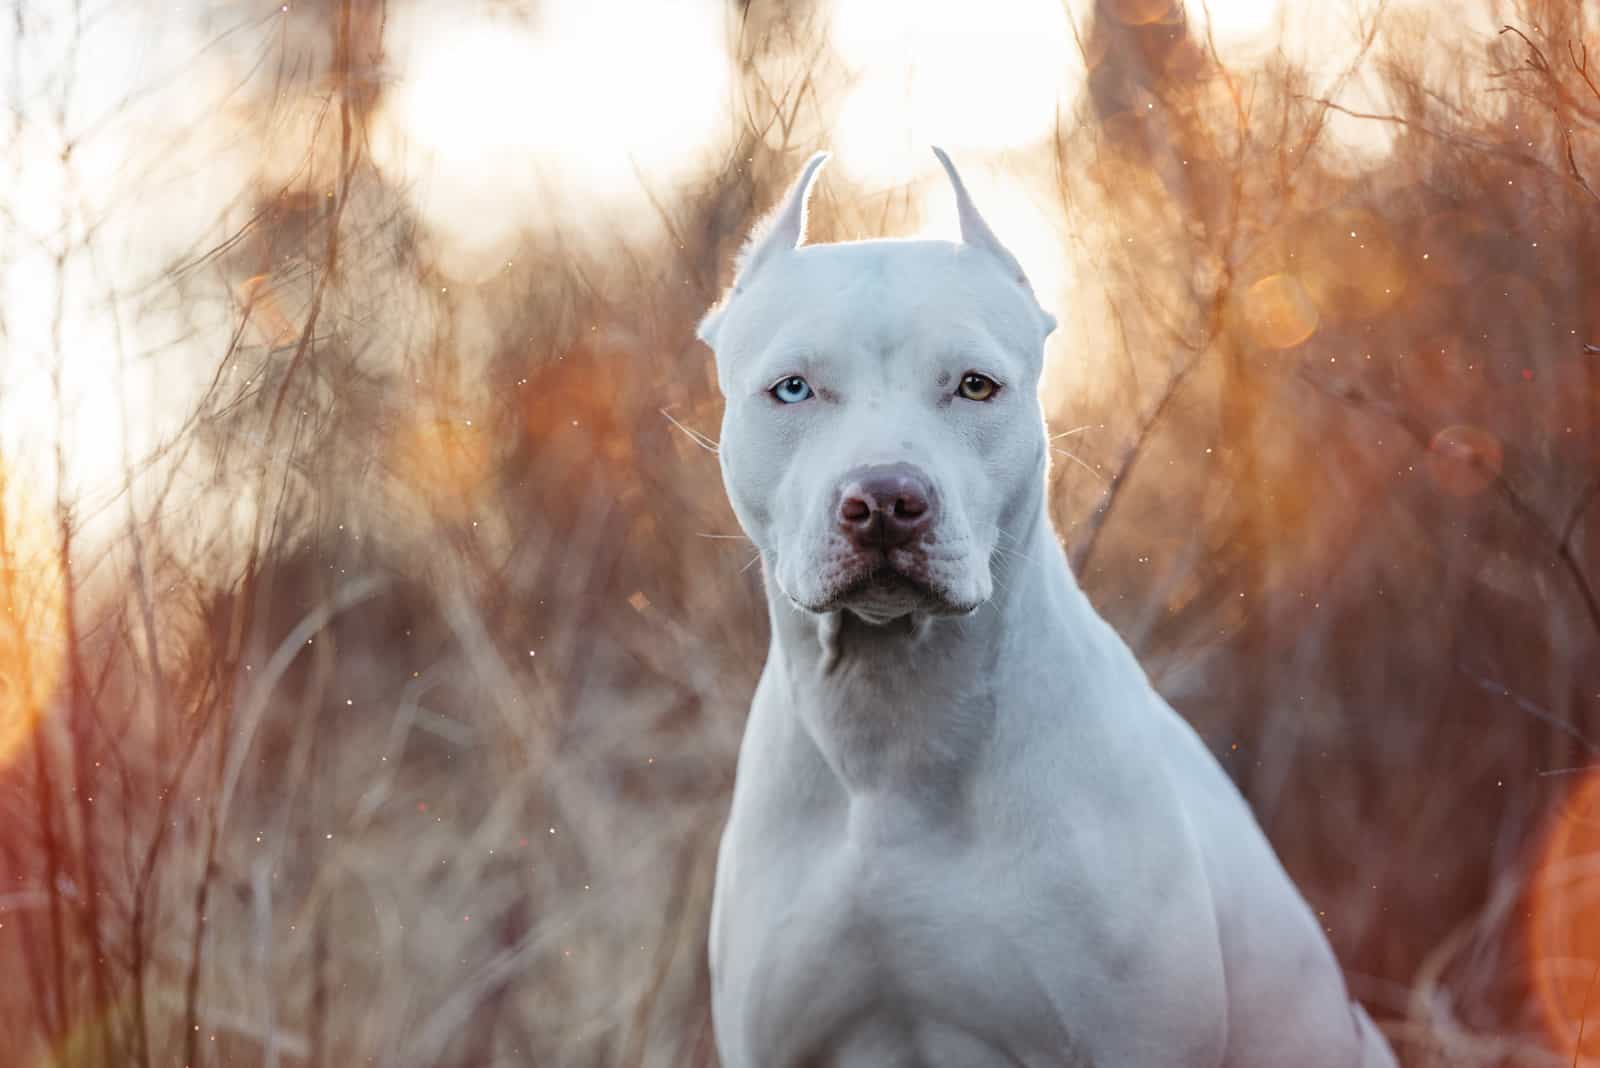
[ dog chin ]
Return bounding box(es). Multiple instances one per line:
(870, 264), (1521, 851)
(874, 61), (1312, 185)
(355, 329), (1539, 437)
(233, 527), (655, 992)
(790, 567), (982, 622)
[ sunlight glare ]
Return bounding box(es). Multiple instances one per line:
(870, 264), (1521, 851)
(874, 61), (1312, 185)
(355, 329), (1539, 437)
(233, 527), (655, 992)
(1193, 0), (1284, 52)
(0, 9), (249, 514)
(830, 0), (1075, 186)
(375, 0), (732, 256)
(0, 469), (64, 770)
(1191, 0), (1402, 162)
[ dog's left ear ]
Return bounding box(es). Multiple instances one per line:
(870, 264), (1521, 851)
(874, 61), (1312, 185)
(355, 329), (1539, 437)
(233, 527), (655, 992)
(931, 146), (1057, 335)
(698, 151), (831, 349)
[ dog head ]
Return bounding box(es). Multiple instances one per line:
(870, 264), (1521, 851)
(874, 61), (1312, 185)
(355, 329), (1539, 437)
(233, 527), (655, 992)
(699, 150), (1057, 624)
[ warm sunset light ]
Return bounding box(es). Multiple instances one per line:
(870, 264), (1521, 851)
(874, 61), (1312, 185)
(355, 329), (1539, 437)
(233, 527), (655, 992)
(0, 469), (64, 770)
(390, 416), (494, 518)
(1193, 0), (1285, 49)
(0, 136), (139, 515)
(0, 12), (244, 519)
(1531, 774), (1600, 1062)
(373, 0), (732, 256)
(1, 1), (1594, 1063)
(914, 165), (1073, 312)
(829, 0), (1075, 185)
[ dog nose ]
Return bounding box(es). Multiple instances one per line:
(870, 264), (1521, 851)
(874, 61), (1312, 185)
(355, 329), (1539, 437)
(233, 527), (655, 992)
(837, 464), (936, 550)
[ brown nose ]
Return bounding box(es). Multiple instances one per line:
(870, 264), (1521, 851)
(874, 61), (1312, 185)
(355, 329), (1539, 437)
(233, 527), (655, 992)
(837, 464), (936, 550)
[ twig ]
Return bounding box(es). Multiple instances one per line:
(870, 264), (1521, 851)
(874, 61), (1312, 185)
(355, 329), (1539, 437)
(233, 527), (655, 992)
(267, 0), (362, 429)
(1070, 335), (1211, 573)
(1459, 663), (1600, 755)
(1303, 375), (1600, 642)
(1498, 26), (1600, 204)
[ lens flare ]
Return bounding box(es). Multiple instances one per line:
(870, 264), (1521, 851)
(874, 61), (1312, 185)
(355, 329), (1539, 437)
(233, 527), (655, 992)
(1240, 273), (1319, 350)
(0, 468), (65, 769)
(1531, 773), (1600, 1061)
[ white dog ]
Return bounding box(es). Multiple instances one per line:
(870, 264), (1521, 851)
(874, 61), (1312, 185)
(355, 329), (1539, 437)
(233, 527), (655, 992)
(698, 150), (1397, 1068)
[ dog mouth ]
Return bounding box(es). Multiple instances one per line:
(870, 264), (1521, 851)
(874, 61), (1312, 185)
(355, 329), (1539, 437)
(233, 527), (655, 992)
(795, 557), (978, 620)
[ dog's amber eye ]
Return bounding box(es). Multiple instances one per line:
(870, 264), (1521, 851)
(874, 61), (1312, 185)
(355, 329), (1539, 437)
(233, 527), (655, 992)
(957, 373), (999, 402)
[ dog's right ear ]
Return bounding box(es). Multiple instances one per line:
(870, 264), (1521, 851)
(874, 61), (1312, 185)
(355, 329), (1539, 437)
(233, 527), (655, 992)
(697, 151), (831, 349)
(931, 146), (1057, 337)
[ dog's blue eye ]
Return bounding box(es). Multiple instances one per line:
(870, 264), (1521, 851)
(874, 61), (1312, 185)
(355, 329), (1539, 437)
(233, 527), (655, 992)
(771, 376), (813, 404)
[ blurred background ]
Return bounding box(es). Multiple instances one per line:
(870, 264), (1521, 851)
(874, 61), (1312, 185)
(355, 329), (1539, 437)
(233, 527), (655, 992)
(0, 0), (1597, 1064)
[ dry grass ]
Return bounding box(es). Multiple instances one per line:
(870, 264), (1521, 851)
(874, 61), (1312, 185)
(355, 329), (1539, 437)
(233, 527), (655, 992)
(2, 1), (1599, 1065)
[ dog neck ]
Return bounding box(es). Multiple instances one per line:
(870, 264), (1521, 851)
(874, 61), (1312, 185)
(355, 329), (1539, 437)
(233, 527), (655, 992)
(762, 506), (1080, 805)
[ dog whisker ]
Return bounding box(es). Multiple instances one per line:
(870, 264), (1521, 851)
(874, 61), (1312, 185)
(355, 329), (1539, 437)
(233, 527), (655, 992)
(991, 549), (1036, 574)
(989, 524), (1036, 560)
(697, 532), (752, 541)
(1049, 424), (1094, 441)
(660, 407), (720, 454)
(1051, 446), (1106, 483)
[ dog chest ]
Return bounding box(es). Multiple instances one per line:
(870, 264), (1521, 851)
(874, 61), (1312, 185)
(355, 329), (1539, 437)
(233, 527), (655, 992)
(712, 788), (1223, 1067)
(713, 816), (1067, 1065)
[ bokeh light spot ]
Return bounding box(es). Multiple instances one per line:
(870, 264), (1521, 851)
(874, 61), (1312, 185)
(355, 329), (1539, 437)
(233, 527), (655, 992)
(1241, 273), (1319, 350)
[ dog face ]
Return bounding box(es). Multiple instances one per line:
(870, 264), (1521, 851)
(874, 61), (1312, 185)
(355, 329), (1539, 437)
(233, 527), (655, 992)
(700, 151), (1057, 623)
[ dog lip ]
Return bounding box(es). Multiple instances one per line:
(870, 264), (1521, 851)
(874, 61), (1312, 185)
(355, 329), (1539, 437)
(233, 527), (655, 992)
(841, 562), (922, 596)
(791, 558), (981, 618)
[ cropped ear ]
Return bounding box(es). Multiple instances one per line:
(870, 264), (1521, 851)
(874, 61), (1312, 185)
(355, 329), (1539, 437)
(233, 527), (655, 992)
(733, 151), (830, 287)
(931, 147), (1030, 292)
(698, 151), (830, 348)
(931, 146), (1056, 336)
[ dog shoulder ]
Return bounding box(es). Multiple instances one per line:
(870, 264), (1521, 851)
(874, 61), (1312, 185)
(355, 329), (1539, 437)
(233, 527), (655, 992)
(1145, 703), (1380, 1065)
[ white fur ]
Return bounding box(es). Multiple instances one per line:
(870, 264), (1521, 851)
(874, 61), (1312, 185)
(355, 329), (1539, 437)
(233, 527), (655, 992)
(701, 150), (1398, 1068)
